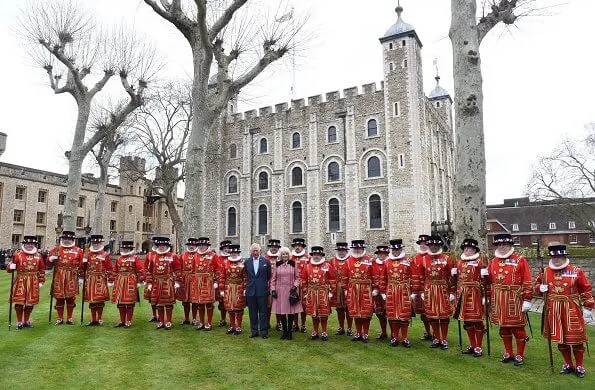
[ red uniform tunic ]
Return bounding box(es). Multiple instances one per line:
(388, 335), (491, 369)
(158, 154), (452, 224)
(534, 265), (594, 344)
(111, 255), (144, 305)
(385, 257), (415, 321)
(146, 252), (180, 306)
(455, 257), (486, 322)
(486, 253), (532, 327)
(300, 261), (336, 317)
(292, 251), (310, 306)
(371, 259), (387, 316)
(143, 251), (156, 301)
(330, 256), (349, 308)
(7, 251), (45, 305)
(194, 251), (218, 304)
(83, 250), (112, 303)
(214, 253), (229, 299)
(342, 255), (374, 318)
(411, 252), (428, 314)
(417, 253), (455, 319)
(177, 251), (200, 303)
(49, 246), (83, 299)
(217, 258), (247, 312)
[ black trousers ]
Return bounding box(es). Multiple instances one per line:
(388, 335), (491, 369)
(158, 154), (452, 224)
(246, 295), (269, 336)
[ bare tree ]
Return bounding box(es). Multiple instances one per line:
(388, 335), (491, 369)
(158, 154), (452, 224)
(526, 124), (595, 233)
(143, 0), (305, 240)
(19, 0), (158, 231)
(449, 0), (547, 247)
(128, 82), (191, 249)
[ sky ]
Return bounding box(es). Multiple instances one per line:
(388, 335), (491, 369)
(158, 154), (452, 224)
(0, 0), (594, 205)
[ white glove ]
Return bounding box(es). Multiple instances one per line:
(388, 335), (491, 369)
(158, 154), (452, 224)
(421, 293), (425, 300)
(451, 268), (458, 276)
(174, 282), (180, 289)
(539, 284), (548, 293)
(213, 282), (218, 289)
(108, 282), (114, 287)
(522, 300), (532, 312)
(39, 283), (44, 288)
(328, 292), (333, 298)
(583, 309), (592, 319)
(480, 268), (489, 277)
(78, 278), (84, 285)
(220, 291), (225, 297)
(449, 294), (455, 302)
(136, 283), (143, 288)
(343, 290), (347, 296)
(410, 293), (417, 300)
(49, 256), (58, 262)
(147, 284), (153, 291)
(82, 258), (88, 263)
(372, 289), (379, 297)
(9, 263), (16, 270)
(482, 297), (486, 305)
(243, 290), (246, 296)
(381, 293), (386, 300)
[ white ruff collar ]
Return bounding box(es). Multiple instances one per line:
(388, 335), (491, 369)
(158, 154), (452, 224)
(375, 258), (385, 265)
(198, 248), (211, 255)
(428, 248), (443, 256)
(155, 247), (170, 255)
(335, 254), (349, 261)
(292, 249), (306, 257)
(416, 245), (427, 255)
(311, 258), (325, 265)
(549, 258), (569, 270)
(229, 255), (242, 262)
(121, 250), (134, 256)
(267, 250), (279, 257)
(186, 247), (198, 253)
(389, 252), (406, 260)
(220, 251), (229, 257)
(61, 242), (74, 248)
(90, 246), (103, 253)
(352, 250), (366, 258)
(461, 253), (480, 261)
(495, 247), (514, 259)
(22, 246), (37, 255)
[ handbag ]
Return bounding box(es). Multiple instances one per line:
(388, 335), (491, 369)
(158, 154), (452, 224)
(289, 262), (300, 305)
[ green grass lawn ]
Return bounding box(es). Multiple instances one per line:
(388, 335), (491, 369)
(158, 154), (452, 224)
(0, 272), (593, 389)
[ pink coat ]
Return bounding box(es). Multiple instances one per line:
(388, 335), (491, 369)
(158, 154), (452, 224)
(271, 261), (303, 315)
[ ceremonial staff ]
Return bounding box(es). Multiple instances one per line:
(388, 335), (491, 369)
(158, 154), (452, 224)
(452, 263), (463, 351)
(48, 234), (61, 324)
(8, 258), (16, 331)
(538, 241), (554, 372)
(481, 254), (491, 356)
(80, 241), (90, 325)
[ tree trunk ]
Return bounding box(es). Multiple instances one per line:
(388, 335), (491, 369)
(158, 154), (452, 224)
(93, 147), (114, 236)
(449, 0), (487, 248)
(63, 100), (92, 231)
(164, 192), (184, 251)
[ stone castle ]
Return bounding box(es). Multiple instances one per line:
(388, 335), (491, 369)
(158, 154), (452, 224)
(201, 6), (455, 252)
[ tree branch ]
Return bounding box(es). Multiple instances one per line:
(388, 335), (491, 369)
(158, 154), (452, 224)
(477, 0), (519, 43)
(208, 0), (248, 42)
(143, 0), (196, 43)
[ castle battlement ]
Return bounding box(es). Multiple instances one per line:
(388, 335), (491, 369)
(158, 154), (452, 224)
(229, 81), (385, 123)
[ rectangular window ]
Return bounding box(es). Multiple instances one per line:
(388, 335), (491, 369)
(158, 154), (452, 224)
(393, 102), (400, 117)
(13, 209), (24, 223)
(398, 154), (404, 168)
(549, 222), (556, 230)
(15, 186), (25, 200)
(38, 190), (47, 203)
(513, 236), (520, 246)
(530, 223), (537, 231)
(590, 234), (595, 244)
(76, 216), (84, 228)
(110, 220), (117, 231)
(35, 235), (44, 248)
(512, 224), (519, 232)
(111, 201), (118, 213)
(36, 212), (46, 225)
(569, 234), (578, 244)
(58, 193), (66, 206)
(531, 236), (539, 245)
(78, 196), (85, 208)
(568, 221), (576, 229)
(11, 234), (21, 246)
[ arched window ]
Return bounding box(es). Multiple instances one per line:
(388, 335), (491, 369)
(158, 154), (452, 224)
(367, 156), (381, 178)
(259, 138), (268, 154)
(258, 204), (268, 235)
(403, 59), (408, 68)
(136, 221), (140, 231)
(292, 132), (301, 149)
(164, 210), (168, 218)
(369, 194), (382, 228)
(229, 144), (237, 159)
(389, 63), (394, 71)
(227, 207), (237, 236)
(291, 166), (303, 186)
(328, 198), (340, 232)
(367, 119), (378, 137)
(128, 205), (133, 213)
(292, 201), (303, 233)
(228, 175), (238, 194)
(327, 126), (337, 143)
(327, 162), (340, 182)
(258, 171), (269, 190)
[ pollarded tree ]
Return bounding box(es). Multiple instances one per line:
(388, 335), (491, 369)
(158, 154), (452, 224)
(449, 0), (545, 248)
(20, 0), (159, 231)
(143, 0), (305, 240)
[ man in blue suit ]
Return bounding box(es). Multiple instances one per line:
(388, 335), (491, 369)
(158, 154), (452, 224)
(245, 243), (272, 338)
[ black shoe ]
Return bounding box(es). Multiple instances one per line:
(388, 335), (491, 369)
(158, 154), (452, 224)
(16, 323), (23, 330)
(196, 324), (205, 331)
(156, 323), (165, 330)
(250, 333), (259, 338)
(276, 323), (283, 331)
(114, 322), (125, 328)
(24, 321), (32, 328)
(234, 328), (243, 335)
(402, 339), (411, 348)
(560, 364), (575, 374)
(346, 329), (354, 337)
(311, 333), (319, 340)
(422, 333), (433, 341)
(226, 327), (235, 335)
(513, 356), (524, 366)
(376, 334), (388, 341)
(473, 347), (483, 357)
(501, 353), (514, 363)
(362, 335), (369, 344)
(262, 334), (269, 339)
(86, 321), (97, 327)
(575, 366), (585, 378)
(281, 332), (288, 340)
(321, 333), (328, 341)
(462, 346), (474, 354)
(180, 320), (190, 326)
(148, 317), (158, 323)
(65, 320), (74, 325)
(287, 331), (293, 340)
(300, 325), (307, 333)
(351, 334), (362, 342)
(336, 327), (345, 335)
(390, 338), (398, 347)
(440, 341), (449, 350)
(430, 340), (441, 348)
(218, 320), (228, 327)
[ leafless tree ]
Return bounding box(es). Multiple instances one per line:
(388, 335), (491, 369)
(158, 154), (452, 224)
(128, 82), (192, 249)
(143, 0), (306, 240)
(19, 0), (159, 231)
(449, 0), (553, 248)
(526, 123), (595, 234)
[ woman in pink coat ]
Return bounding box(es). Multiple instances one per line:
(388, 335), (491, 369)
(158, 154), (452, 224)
(271, 247), (302, 340)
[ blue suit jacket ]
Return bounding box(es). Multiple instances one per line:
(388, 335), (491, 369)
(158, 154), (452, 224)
(244, 256), (271, 297)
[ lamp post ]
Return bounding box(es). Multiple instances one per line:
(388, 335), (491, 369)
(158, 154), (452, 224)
(431, 218), (454, 251)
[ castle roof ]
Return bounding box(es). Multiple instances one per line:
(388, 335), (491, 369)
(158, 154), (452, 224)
(379, 5), (422, 47)
(428, 75), (452, 102)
